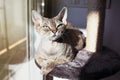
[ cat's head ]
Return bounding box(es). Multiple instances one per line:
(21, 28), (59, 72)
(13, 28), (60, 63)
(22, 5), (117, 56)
(32, 7), (68, 41)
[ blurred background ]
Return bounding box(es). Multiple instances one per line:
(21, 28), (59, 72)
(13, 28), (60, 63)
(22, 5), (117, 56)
(0, 0), (120, 80)
(0, 0), (28, 80)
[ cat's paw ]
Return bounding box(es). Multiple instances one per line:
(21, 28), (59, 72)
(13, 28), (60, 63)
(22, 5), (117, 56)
(41, 68), (51, 75)
(40, 61), (55, 75)
(41, 66), (54, 75)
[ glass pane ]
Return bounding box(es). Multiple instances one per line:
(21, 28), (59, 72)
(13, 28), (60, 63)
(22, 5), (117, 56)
(0, 0), (28, 80)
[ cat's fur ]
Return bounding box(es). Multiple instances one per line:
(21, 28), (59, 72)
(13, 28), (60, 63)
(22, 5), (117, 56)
(32, 7), (85, 75)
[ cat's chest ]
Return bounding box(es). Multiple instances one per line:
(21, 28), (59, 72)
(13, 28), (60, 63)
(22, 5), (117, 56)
(40, 40), (66, 55)
(42, 41), (59, 50)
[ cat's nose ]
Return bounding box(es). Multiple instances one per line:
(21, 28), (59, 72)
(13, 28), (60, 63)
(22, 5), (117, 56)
(52, 30), (57, 34)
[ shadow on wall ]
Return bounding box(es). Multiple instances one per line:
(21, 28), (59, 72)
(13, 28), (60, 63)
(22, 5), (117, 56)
(103, 0), (120, 54)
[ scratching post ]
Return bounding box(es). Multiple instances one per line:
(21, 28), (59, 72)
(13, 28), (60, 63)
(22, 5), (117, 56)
(86, 0), (106, 52)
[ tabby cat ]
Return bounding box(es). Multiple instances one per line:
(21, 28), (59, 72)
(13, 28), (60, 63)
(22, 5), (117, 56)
(32, 7), (85, 75)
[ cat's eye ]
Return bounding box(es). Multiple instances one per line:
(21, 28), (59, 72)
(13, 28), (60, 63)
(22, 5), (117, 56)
(43, 25), (48, 28)
(57, 24), (64, 28)
(42, 25), (50, 31)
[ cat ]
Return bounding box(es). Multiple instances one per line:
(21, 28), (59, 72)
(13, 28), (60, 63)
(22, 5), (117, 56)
(32, 7), (85, 75)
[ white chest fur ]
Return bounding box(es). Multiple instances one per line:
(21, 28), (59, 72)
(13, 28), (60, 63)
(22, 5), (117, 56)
(37, 38), (72, 59)
(41, 39), (66, 54)
(41, 40), (60, 53)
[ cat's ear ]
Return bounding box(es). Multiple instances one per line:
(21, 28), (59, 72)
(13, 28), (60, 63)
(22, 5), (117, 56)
(32, 10), (42, 27)
(56, 7), (67, 25)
